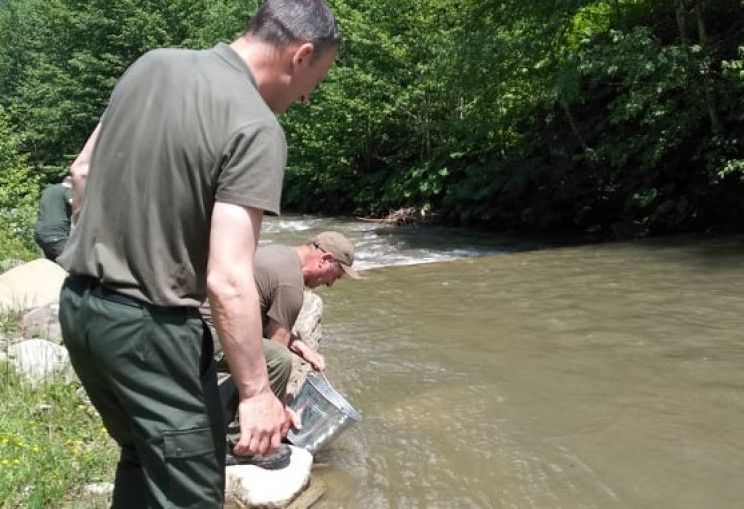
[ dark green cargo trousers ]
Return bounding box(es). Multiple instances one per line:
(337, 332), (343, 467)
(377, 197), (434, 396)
(59, 277), (225, 508)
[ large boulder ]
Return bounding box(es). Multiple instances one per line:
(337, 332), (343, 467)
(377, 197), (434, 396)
(0, 259), (66, 312)
(287, 291), (323, 396)
(293, 290), (323, 350)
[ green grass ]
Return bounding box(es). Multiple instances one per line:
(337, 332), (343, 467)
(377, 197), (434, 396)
(0, 312), (117, 508)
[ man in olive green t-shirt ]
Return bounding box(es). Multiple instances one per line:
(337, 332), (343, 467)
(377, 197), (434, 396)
(33, 177), (72, 262)
(56, 1), (340, 507)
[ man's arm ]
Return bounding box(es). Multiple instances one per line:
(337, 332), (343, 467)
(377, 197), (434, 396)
(70, 122), (101, 222)
(208, 201), (291, 455)
(264, 318), (291, 347)
(265, 318), (326, 372)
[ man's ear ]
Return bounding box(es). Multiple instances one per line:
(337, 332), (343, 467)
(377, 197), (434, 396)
(292, 42), (315, 66)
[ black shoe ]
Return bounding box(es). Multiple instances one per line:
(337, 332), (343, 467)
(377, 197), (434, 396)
(225, 443), (292, 470)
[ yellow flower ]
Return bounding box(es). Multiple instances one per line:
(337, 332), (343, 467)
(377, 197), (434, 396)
(13, 459), (20, 465)
(31, 446), (40, 453)
(1, 459), (8, 466)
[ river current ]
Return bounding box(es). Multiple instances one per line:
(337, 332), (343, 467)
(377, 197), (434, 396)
(261, 215), (744, 509)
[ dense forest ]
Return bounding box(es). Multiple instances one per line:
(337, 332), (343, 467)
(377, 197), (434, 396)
(1, 0), (743, 260)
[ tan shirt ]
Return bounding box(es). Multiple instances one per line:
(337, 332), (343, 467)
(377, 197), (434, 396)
(201, 244), (304, 335)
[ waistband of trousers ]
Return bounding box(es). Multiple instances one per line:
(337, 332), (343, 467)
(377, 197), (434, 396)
(66, 275), (196, 315)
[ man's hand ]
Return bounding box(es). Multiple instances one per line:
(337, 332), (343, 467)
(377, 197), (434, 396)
(233, 389), (293, 456)
(290, 339), (327, 372)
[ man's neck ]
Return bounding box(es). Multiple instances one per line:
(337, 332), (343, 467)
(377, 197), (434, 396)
(230, 35), (290, 113)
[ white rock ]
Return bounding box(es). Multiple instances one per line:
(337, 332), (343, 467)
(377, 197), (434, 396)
(225, 445), (313, 509)
(7, 339), (76, 385)
(85, 482), (114, 495)
(22, 302), (62, 343)
(0, 259), (67, 312)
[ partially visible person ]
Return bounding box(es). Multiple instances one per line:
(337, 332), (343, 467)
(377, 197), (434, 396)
(202, 231), (359, 409)
(33, 176), (73, 262)
(56, 1), (340, 507)
(202, 231), (360, 466)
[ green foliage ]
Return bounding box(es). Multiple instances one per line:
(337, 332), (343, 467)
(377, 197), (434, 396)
(1, 0), (244, 180)
(0, 0), (743, 235)
(0, 106), (39, 262)
(283, 0), (479, 215)
(445, 0), (744, 233)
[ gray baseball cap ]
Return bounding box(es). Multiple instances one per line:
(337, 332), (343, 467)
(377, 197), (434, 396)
(312, 231), (361, 279)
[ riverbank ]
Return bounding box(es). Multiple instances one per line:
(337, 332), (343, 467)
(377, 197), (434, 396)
(0, 350), (117, 507)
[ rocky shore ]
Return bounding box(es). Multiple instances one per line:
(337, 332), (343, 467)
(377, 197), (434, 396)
(0, 258), (327, 508)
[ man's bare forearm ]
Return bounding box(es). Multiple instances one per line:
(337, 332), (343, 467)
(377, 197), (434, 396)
(207, 201), (272, 400)
(209, 280), (271, 398)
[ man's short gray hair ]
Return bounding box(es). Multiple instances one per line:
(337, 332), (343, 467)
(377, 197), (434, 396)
(245, 0), (341, 60)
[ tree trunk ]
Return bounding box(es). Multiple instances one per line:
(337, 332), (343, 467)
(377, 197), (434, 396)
(675, 0), (688, 44)
(561, 100), (590, 154)
(694, 1), (723, 133)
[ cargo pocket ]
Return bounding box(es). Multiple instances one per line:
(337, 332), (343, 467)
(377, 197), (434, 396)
(163, 427), (223, 507)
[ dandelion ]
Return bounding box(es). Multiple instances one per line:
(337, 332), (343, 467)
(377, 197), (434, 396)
(31, 446), (40, 453)
(1, 459), (8, 466)
(13, 459), (20, 465)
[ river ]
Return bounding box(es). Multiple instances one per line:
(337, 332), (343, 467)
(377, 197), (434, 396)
(261, 215), (744, 508)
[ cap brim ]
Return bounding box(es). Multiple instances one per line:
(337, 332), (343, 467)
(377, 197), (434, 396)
(341, 264), (362, 280)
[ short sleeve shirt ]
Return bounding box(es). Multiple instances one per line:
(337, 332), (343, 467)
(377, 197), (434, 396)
(58, 44), (286, 306)
(34, 184), (72, 240)
(200, 244), (304, 336)
(254, 245), (305, 331)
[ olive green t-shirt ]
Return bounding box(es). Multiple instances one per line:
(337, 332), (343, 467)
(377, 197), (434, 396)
(34, 183), (72, 241)
(59, 44), (286, 306)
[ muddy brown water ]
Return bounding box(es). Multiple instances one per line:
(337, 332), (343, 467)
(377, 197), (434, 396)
(263, 219), (744, 508)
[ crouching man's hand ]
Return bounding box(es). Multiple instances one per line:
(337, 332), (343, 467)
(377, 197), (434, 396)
(290, 338), (327, 372)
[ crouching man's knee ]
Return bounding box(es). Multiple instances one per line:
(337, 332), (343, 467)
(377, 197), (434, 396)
(263, 339), (293, 400)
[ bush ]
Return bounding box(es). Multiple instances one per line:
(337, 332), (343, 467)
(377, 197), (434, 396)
(0, 106), (41, 264)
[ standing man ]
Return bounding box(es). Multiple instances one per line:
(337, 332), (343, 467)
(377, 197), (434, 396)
(56, 1), (340, 507)
(201, 231), (361, 459)
(33, 176), (73, 262)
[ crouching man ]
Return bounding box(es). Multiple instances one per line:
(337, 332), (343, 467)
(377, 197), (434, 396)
(201, 231), (360, 467)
